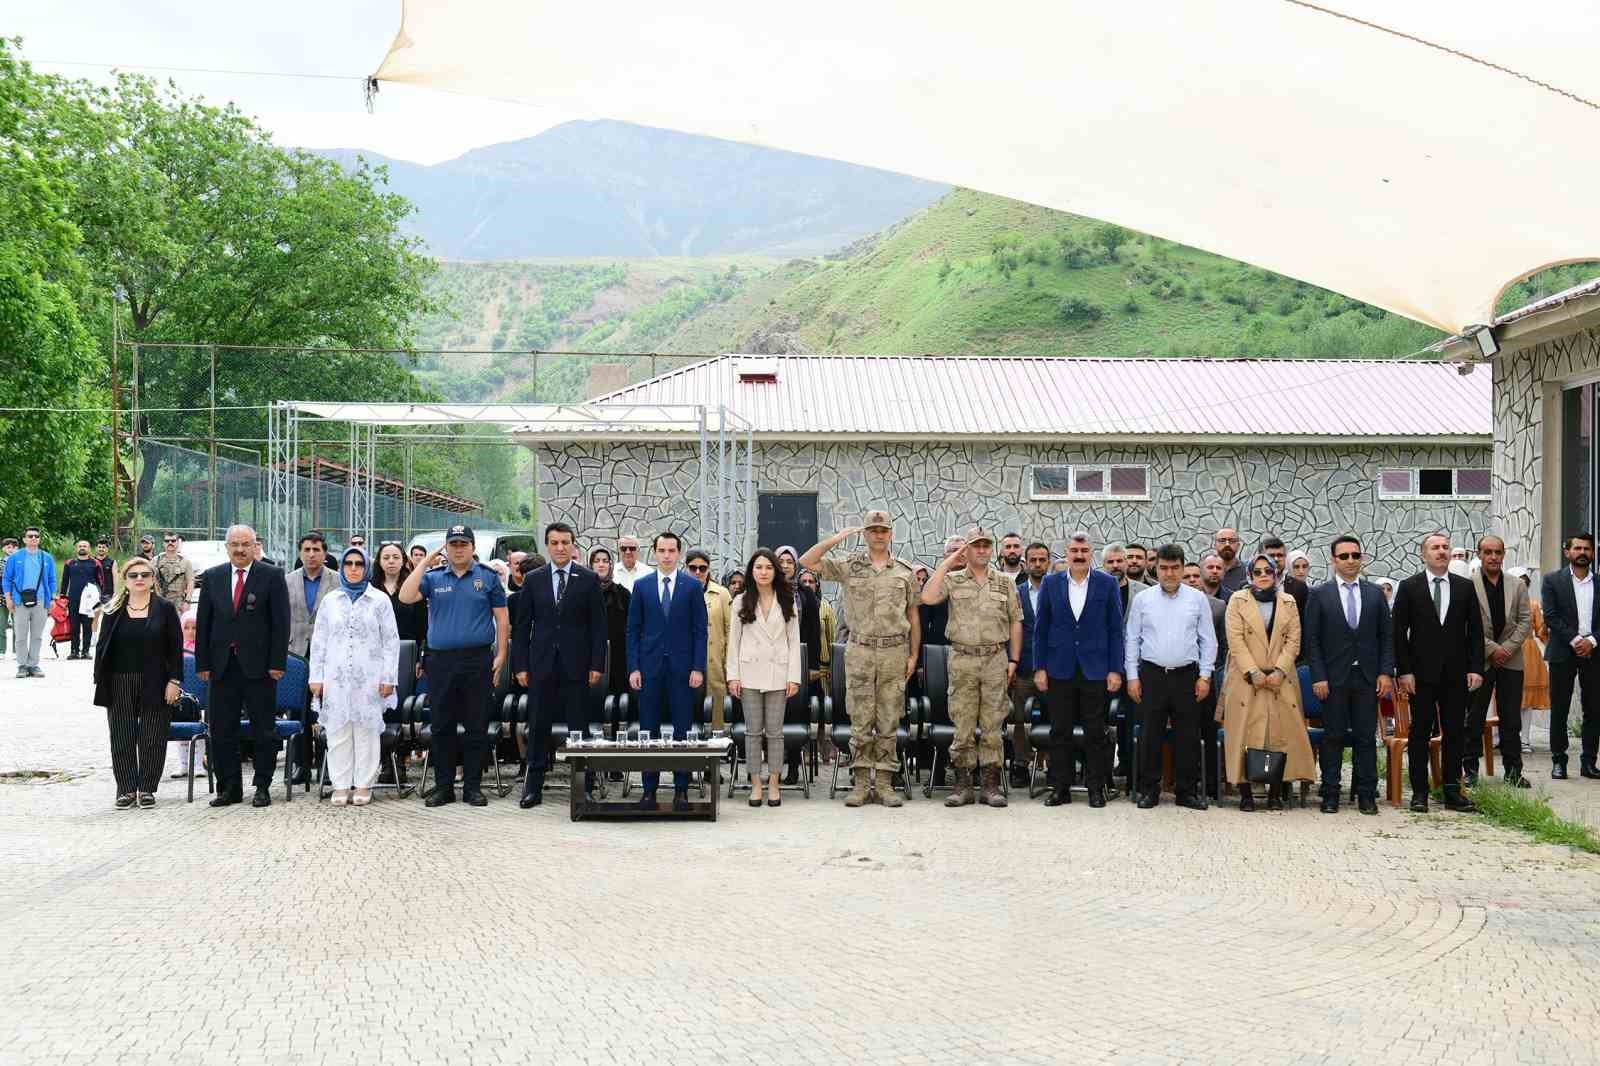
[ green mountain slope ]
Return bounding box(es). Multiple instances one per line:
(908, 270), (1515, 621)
(411, 190), (1600, 401)
(704, 188), (1445, 358)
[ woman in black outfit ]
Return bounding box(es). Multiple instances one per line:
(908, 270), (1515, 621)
(93, 557), (184, 809)
(374, 542), (428, 650)
(588, 548), (633, 699)
(775, 546), (821, 782)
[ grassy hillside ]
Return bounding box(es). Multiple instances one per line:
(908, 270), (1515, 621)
(712, 189), (1446, 358)
(412, 189), (1600, 399)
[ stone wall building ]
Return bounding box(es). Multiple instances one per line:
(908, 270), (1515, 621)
(1438, 280), (1600, 572)
(525, 355), (1492, 578)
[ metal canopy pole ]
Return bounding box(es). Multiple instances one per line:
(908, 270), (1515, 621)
(745, 424), (754, 560)
(717, 405), (728, 567)
(698, 407), (708, 555)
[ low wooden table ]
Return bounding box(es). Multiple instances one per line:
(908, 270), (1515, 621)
(556, 739), (730, 821)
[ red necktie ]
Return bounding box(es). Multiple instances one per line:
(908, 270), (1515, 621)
(232, 568), (245, 611)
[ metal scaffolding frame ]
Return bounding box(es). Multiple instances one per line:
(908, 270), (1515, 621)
(266, 400), (754, 565)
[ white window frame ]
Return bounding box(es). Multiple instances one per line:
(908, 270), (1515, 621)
(1376, 466), (1491, 501)
(1028, 463), (1152, 502)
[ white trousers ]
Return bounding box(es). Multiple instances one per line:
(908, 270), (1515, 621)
(325, 723), (381, 789)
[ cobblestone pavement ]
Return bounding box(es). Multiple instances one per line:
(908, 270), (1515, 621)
(3, 657), (1600, 1066)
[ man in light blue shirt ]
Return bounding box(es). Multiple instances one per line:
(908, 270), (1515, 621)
(3, 528), (57, 678)
(1124, 543), (1216, 810)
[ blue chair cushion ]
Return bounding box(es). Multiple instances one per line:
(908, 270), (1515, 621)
(168, 722), (208, 740)
(270, 719), (305, 739)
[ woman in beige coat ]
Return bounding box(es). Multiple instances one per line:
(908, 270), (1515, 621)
(1221, 555), (1316, 811)
(726, 548), (803, 807)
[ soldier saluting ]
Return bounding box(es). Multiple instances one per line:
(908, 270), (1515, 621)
(799, 510), (920, 808)
(921, 529), (1022, 808)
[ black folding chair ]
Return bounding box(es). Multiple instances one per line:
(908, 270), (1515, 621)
(1023, 693), (1118, 799)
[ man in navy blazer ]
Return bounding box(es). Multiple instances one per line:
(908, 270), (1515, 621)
(1033, 532), (1125, 807)
(625, 531), (709, 809)
(512, 522), (607, 807)
(1303, 534), (1394, 816)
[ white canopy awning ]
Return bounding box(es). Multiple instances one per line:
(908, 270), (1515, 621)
(370, 1), (1600, 334)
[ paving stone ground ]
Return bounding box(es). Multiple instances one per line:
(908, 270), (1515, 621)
(4, 655), (1600, 1066)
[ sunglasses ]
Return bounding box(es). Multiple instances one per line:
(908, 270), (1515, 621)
(1250, 569), (1274, 577)
(124, 571), (153, 581)
(620, 546), (638, 552)
(343, 560), (365, 568)
(686, 564), (709, 573)
(1333, 552), (1362, 561)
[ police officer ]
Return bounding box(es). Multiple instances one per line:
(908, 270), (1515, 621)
(400, 524), (508, 807)
(922, 528), (1022, 808)
(799, 510), (920, 808)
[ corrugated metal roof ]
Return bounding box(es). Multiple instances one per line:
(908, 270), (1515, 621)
(587, 356), (1490, 439)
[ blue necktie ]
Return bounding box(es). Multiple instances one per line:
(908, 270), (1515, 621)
(660, 575), (671, 614)
(1344, 583), (1358, 629)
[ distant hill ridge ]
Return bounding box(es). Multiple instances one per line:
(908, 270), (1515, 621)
(312, 120), (947, 260)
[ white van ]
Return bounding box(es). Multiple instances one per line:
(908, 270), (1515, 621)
(406, 529), (538, 564)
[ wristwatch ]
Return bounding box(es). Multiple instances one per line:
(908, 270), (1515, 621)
(1244, 669), (1257, 684)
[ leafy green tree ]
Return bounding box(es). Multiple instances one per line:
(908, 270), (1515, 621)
(37, 68), (439, 505)
(0, 40), (106, 537)
(1094, 223), (1131, 260)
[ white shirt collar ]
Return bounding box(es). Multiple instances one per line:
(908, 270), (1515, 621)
(1575, 569), (1594, 587)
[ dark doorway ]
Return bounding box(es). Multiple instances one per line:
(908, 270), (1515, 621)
(758, 492), (818, 554)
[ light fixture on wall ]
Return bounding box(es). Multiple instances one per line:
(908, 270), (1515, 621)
(1465, 324), (1500, 360)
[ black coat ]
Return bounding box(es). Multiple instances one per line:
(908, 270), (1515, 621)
(795, 584), (822, 674)
(1540, 567), (1600, 666)
(93, 597), (183, 710)
(1303, 578), (1394, 687)
(379, 582), (428, 648)
(599, 581), (631, 693)
(510, 563), (607, 682)
(1392, 571), (1484, 685)
(194, 561), (290, 679)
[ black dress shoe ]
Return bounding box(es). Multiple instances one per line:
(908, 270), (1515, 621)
(289, 768), (310, 786)
(1177, 795), (1206, 811)
(1552, 762), (1569, 780)
(748, 795), (763, 807)
(519, 792), (543, 809)
(1409, 794), (1429, 813)
(1237, 786), (1255, 811)
(1358, 796), (1378, 815)
(672, 791), (691, 812)
(638, 794), (659, 811)
(1581, 763), (1600, 780)
(1088, 788), (1106, 808)
(1136, 793), (1157, 809)
(209, 792), (242, 808)
(1443, 792), (1478, 813)
(783, 766), (800, 786)
(1507, 771), (1533, 789)
(251, 788), (271, 808)
(1320, 796), (1339, 814)
(425, 791), (456, 808)
(464, 791), (488, 807)
(1043, 789), (1069, 807)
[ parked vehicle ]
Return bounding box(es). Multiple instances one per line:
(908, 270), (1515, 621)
(407, 529), (537, 565)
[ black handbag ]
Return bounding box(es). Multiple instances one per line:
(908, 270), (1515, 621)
(1244, 670), (1287, 784)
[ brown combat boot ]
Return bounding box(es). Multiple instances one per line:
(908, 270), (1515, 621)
(981, 766), (1008, 807)
(844, 767), (871, 807)
(944, 767), (975, 807)
(872, 770), (903, 807)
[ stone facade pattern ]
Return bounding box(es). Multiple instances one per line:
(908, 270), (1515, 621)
(1493, 325), (1600, 567)
(540, 440), (1490, 578)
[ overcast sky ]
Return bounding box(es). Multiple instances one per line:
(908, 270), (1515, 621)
(13, 0), (565, 163)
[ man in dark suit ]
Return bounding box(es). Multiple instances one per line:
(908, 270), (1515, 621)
(512, 522), (607, 808)
(1304, 534), (1394, 815)
(1183, 561), (1229, 799)
(1034, 532), (1125, 808)
(625, 531), (709, 811)
(1392, 533), (1484, 812)
(1468, 535), (1531, 787)
(1541, 532), (1600, 780)
(1009, 541), (1051, 788)
(195, 524), (290, 808)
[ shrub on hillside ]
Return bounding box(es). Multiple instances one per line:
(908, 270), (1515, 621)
(1057, 296), (1106, 324)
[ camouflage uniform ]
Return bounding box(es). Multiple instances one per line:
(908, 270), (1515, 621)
(154, 552), (194, 611)
(703, 580), (732, 730)
(815, 551), (917, 788)
(928, 565), (1021, 772)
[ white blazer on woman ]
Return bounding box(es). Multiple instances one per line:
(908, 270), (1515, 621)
(726, 593), (803, 692)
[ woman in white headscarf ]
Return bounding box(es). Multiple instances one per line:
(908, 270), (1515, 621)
(1286, 549), (1311, 584)
(309, 547), (399, 806)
